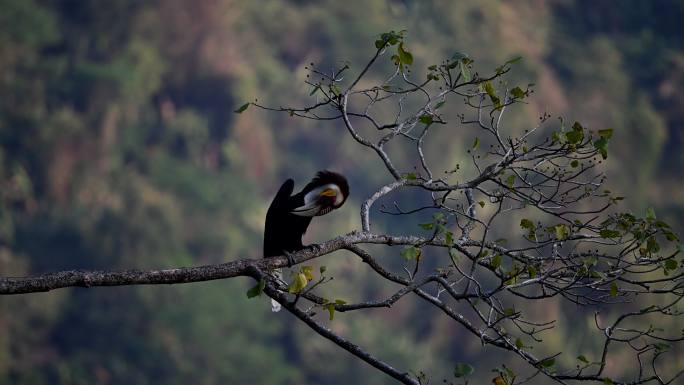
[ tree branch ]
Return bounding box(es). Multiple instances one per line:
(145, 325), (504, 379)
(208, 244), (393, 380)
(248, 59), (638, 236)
(0, 232), (443, 295)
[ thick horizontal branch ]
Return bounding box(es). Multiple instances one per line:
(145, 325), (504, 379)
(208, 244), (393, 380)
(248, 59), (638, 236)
(0, 231), (435, 295)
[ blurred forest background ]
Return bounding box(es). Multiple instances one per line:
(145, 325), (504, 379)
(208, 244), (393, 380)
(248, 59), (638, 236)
(1, 1), (683, 384)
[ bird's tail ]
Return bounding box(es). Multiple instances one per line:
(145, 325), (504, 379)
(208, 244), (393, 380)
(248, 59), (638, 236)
(270, 268), (283, 312)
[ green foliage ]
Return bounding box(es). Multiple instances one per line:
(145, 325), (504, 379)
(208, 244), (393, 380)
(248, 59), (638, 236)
(400, 245), (422, 260)
(482, 81), (501, 109)
(539, 358), (556, 368)
(234, 102), (250, 113)
(453, 362), (474, 378)
(246, 279), (266, 298)
(287, 266), (315, 294)
(323, 299), (347, 321)
(491, 254), (502, 269)
(397, 42), (414, 66)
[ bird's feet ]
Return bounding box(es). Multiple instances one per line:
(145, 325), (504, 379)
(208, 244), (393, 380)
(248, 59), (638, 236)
(284, 251), (297, 267)
(305, 243), (323, 253)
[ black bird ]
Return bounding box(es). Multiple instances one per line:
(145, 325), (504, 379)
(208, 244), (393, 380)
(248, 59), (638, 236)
(263, 170), (349, 261)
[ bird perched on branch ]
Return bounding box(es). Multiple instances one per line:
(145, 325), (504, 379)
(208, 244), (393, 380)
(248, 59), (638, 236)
(264, 170), (349, 312)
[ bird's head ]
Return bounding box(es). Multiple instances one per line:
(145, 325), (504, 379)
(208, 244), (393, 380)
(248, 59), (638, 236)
(292, 171), (349, 217)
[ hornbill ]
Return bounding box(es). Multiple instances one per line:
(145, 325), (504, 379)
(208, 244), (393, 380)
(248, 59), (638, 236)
(263, 170), (349, 311)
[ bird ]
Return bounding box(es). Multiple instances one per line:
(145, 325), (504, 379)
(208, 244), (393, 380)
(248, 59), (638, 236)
(263, 170), (349, 311)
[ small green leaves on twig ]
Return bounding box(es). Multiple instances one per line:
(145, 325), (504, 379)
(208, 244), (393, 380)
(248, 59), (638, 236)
(482, 81), (501, 109)
(233, 102), (250, 113)
(538, 357), (556, 369)
(397, 42), (413, 65)
(400, 245), (422, 261)
(322, 298), (347, 320)
(403, 172), (418, 180)
(287, 265), (315, 294)
(246, 279), (265, 298)
(453, 362), (474, 378)
(374, 30), (405, 49)
(495, 56), (522, 74)
(449, 51), (473, 82)
(472, 137), (480, 150)
(391, 42), (414, 69)
(609, 282), (619, 297)
(520, 218), (535, 238)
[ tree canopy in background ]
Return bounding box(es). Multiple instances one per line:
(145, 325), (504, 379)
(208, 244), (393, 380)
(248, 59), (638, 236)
(0, 1), (682, 384)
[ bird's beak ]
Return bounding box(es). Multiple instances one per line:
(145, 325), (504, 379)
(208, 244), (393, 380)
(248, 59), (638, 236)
(291, 201), (321, 217)
(320, 189), (337, 197)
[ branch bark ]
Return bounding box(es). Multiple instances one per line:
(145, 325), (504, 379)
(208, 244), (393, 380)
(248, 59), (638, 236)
(0, 232), (435, 295)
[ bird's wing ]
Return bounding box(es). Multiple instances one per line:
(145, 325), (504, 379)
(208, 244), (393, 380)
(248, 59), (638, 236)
(269, 179), (295, 210)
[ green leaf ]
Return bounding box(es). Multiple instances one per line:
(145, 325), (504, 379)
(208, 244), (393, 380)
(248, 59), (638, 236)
(453, 363), (474, 378)
(655, 220), (671, 228)
(234, 102), (250, 113)
(503, 307), (516, 317)
(287, 272), (309, 294)
(459, 60), (471, 82)
(246, 279), (266, 298)
(301, 265), (314, 281)
(663, 231), (677, 242)
(483, 81), (501, 108)
(445, 231), (454, 247)
(609, 282), (618, 297)
(647, 236), (660, 253)
(565, 129), (583, 144)
(335, 299), (347, 305)
(323, 303), (335, 320)
(506, 174), (516, 188)
(478, 201), (485, 208)
(404, 172), (418, 180)
(397, 42), (413, 65)
(472, 137), (480, 149)
(491, 254), (502, 269)
(603, 378), (614, 385)
(520, 219), (535, 230)
(598, 128), (613, 139)
(515, 338), (524, 349)
(495, 56), (522, 73)
(451, 51), (469, 62)
(528, 265), (538, 278)
(593, 137), (609, 159)
(319, 265), (327, 274)
(418, 222), (434, 230)
(600, 229), (621, 239)
(510, 86), (525, 99)
(665, 258), (678, 270)
(577, 355), (589, 363)
(654, 342), (670, 352)
(400, 246), (421, 260)
(540, 358), (555, 368)
(419, 115), (433, 125)
(646, 207), (657, 221)
(554, 224), (569, 240)
(570, 160), (579, 168)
